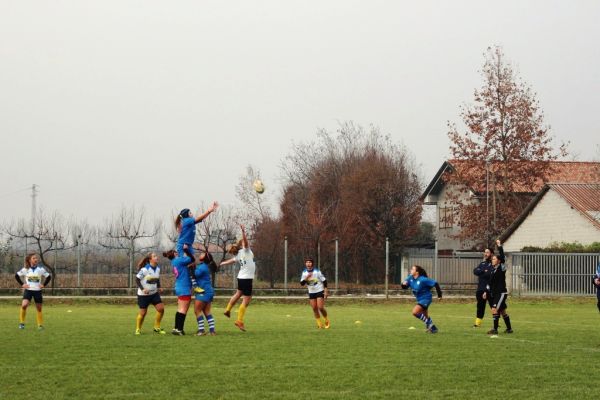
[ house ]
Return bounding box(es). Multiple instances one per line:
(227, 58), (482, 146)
(421, 160), (600, 254)
(500, 183), (600, 252)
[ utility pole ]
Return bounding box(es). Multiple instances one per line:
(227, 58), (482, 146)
(31, 184), (38, 234)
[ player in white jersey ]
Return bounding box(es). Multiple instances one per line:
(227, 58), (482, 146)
(14, 253), (51, 330)
(220, 224), (256, 332)
(300, 257), (330, 329)
(134, 252), (166, 335)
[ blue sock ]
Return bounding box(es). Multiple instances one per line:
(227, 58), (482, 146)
(206, 314), (215, 333)
(414, 312), (433, 327)
(197, 315), (205, 332)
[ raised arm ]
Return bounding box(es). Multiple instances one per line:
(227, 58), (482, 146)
(496, 239), (505, 264)
(195, 201), (219, 224)
(240, 224), (249, 249)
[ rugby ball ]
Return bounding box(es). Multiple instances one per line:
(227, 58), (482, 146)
(253, 179), (265, 194)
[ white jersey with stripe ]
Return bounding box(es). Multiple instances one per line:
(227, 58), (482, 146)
(236, 248), (256, 279)
(135, 265), (161, 296)
(300, 268), (326, 294)
(16, 265), (50, 291)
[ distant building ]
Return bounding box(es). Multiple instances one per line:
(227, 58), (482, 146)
(501, 183), (600, 252)
(422, 160), (600, 254)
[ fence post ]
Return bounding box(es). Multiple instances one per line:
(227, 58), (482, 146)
(77, 237), (82, 288)
(284, 236), (288, 294)
(434, 240), (438, 280)
(385, 237), (389, 299)
(335, 238), (339, 293)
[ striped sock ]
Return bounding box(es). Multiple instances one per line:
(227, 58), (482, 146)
(206, 314), (215, 332)
(197, 315), (205, 332)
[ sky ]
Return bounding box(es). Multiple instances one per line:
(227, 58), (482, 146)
(1, 0), (599, 226)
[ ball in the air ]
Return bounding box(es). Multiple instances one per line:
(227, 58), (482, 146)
(253, 179), (265, 194)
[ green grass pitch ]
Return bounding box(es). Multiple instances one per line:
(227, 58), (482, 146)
(1, 299), (599, 399)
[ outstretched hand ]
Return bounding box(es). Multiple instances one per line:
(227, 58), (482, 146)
(209, 201), (219, 213)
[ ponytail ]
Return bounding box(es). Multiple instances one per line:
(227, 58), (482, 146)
(137, 253), (152, 270)
(163, 250), (176, 260)
(414, 265), (428, 277)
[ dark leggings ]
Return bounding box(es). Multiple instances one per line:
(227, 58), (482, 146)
(476, 290), (491, 319)
(596, 287), (600, 312)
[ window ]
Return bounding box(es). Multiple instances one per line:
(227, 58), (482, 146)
(439, 207), (454, 229)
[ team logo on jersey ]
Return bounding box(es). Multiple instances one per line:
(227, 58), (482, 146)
(146, 277), (159, 284)
(27, 276), (41, 282)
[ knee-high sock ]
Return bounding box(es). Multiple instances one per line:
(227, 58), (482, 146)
(503, 314), (512, 330)
(197, 315), (205, 332)
(226, 302), (233, 312)
(493, 314), (500, 330)
(237, 304), (247, 323)
(19, 308), (26, 324)
(414, 312), (432, 327)
(206, 314), (215, 332)
(36, 310), (43, 327)
(136, 314), (144, 330)
(175, 312), (186, 331)
(154, 310), (164, 329)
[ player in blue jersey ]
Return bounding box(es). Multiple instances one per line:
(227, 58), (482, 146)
(401, 265), (442, 333)
(164, 249), (193, 335)
(194, 251), (218, 336)
(175, 201), (218, 293)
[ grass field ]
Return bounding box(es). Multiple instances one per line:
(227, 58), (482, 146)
(1, 298), (599, 399)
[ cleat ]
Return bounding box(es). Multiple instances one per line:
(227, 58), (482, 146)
(234, 321), (246, 332)
(196, 330), (206, 336)
(472, 324), (480, 328)
(18, 323), (25, 330)
(135, 329), (141, 335)
(38, 325), (44, 331)
(504, 329), (513, 334)
(223, 310), (231, 318)
(429, 325), (438, 334)
(153, 328), (166, 334)
(171, 329), (184, 336)
(193, 286), (205, 294)
(487, 329), (498, 335)
(209, 331), (217, 336)
(324, 320), (330, 329)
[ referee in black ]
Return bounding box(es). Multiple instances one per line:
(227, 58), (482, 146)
(484, 240), (513, 335)
(472, 246), (494, 327)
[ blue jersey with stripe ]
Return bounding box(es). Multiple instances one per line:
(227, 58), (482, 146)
(194, 262), (214, 295)
(404, 275), (437, 304)
(178, 217), (196, 247)
(172, 256), (192, 296)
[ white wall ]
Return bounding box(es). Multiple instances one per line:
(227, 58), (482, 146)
(504, 190), (600, 252)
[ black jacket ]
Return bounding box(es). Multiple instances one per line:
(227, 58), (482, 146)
(488, 246), (507, 295)
(473, 259), (493, 291)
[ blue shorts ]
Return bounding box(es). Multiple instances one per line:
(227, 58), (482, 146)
(416, 297), (432, 309)
(195, 291), (214, 303)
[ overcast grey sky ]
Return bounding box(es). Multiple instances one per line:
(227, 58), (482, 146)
(1, 0), (599, 225)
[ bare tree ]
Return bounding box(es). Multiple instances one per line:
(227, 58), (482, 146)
(235, 165), (271, 226)
(99, 206), (160, 289)
(4, 208), (74, 290)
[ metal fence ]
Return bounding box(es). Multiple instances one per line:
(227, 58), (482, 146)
(511, 253), (600, 296)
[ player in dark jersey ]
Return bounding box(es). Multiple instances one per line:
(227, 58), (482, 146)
(472, 247), (494, 327)
(484, 240), (513, 335)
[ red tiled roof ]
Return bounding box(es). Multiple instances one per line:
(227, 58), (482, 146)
(551, 183), (600, 230)
(449, 160), (600, 193)
(500, 183), (600, 241)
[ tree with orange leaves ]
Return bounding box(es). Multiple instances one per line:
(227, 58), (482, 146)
(447, 46), (567, 247)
